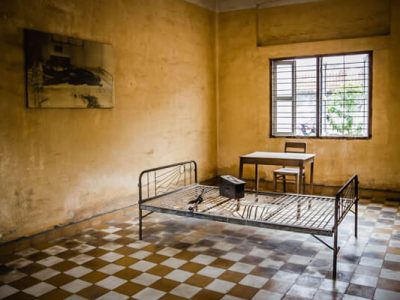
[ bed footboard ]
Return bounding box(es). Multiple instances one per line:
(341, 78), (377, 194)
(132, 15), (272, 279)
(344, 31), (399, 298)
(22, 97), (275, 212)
(138, 160), (197, 239)
(335, 174), (359, 227)
(332, 174), (359, 278)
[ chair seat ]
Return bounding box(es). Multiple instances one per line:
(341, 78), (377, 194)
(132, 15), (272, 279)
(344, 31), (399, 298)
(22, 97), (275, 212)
(273, 142), (308, 193)
(273, 167), (305, 175)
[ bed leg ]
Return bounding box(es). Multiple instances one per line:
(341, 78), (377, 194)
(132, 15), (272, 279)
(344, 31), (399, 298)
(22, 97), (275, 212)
(354, 199), (358, 238)
(333, 229), (338, 279)
(139, 207), (143, 240)
(354, 176), (359, 238)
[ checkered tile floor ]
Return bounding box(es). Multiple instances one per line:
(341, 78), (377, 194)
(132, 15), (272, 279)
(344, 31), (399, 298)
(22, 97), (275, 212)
(1, 197), (400, 299)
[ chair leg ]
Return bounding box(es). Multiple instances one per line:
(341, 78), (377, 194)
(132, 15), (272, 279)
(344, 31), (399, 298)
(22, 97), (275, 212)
(283, 176), (286, 193)
(296, 174), (301, 194)
(303, 174), (306, 194)
(273, 174), (277, 192)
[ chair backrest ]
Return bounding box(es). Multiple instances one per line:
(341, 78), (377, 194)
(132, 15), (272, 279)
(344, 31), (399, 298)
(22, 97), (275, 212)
(284, 142), (307, 154)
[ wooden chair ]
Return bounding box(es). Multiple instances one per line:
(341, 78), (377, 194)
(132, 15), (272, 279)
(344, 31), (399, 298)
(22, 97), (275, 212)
(273, 142), (307, 193)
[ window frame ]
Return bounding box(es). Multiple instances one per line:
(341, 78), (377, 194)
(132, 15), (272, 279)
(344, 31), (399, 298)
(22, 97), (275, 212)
(269, 51), (373, 140)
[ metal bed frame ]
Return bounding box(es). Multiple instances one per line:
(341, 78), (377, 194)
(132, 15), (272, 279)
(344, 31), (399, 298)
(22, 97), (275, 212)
(138, 160), (358, 279)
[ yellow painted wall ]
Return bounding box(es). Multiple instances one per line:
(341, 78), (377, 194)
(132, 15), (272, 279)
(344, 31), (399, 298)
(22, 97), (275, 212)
(1, 0), (399, 243)
(217, 1), (400, 190)
(0, 0), (217, 242)
(257, 0), (391, 45)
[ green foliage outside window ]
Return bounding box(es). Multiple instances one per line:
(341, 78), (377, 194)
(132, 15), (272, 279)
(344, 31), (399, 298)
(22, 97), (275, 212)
(325, 84), (365, 136)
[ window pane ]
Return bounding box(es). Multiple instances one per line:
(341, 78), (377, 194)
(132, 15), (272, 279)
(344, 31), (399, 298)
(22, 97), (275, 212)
(320, 54), (369, 137)
(294, 58), (317, 137)
(276, 63), (293, 97)
(276, 101), (292, 133)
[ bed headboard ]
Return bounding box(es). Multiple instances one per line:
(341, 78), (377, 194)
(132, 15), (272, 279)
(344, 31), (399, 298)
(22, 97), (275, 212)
(138, 160), (197, 204)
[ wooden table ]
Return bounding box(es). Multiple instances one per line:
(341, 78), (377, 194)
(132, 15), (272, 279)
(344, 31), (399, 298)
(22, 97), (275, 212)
(239, 151), (315, 194)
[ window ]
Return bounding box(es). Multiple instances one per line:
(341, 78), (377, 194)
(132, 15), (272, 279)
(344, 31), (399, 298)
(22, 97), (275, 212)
(271, 52), (371, 138)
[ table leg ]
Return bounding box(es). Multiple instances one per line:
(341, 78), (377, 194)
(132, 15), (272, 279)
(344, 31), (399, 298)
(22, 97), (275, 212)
(298, 165), (304, 194)
(255, 163), (259, 194)
(310, 161), (314, 194)
(239, 159), (243, 179)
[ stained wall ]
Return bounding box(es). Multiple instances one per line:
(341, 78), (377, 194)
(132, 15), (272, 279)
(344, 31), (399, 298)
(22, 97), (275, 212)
(217, 0), (400, 190)
(0, 0), (217, 242)
(1, 0), (399, 244)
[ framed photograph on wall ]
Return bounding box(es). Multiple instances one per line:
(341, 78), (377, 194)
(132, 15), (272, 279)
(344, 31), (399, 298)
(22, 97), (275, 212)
(24, 29), (114, 108)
